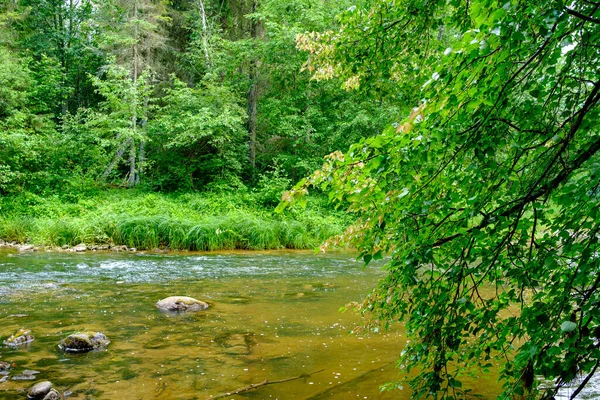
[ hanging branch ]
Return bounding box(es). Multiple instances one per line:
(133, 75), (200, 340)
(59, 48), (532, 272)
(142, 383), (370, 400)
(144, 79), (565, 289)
(211, 369), (325, 399)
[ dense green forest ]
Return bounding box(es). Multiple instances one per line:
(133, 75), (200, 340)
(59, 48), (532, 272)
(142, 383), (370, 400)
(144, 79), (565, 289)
(2, 0), (600, 398)
(0, 0), (396, 195)
(0, 0), (395, 248)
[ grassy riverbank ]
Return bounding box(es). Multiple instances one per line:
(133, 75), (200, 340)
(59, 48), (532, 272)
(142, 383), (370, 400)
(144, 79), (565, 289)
(0, 189), (349, 251)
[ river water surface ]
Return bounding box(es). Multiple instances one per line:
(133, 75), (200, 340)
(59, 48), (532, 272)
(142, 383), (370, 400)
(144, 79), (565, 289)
(0, 249), (594, 399)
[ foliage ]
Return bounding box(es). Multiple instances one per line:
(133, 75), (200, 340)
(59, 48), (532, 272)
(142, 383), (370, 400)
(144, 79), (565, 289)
(148, 77), (247, 190)
(0, 0), (393, 193)
(0, 46), (62, 194)
(282, 0), (600, 398)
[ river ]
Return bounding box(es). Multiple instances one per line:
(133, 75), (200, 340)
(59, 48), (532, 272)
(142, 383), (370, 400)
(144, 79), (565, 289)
(0, 249), (595, 399)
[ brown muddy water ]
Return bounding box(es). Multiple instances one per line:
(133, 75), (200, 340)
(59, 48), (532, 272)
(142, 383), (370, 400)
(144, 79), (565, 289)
(0, 249), (590, 399)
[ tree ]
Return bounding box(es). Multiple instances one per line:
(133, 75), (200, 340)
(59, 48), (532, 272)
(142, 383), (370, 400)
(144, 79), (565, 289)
(14, 0), (102, 116)
(0, 45), (60, 194)
(282, 0), (600, 398)
(148, 76), (247, 190)
(94, 0), (168, 186)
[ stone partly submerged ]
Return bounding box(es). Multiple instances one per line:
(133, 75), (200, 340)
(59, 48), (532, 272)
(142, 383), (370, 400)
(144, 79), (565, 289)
(41, 389), (61, 400)
(28, 381), (53, 399)
(156, 296), (209, 312)
(58, 332), (110, 353)
(3, 328), (34, 348)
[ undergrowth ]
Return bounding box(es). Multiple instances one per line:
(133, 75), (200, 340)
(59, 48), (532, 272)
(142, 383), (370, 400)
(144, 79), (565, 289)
(0, 189), (349, 250)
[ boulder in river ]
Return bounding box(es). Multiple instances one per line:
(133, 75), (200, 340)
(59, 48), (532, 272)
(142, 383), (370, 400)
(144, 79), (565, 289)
(28, 380), (53, 399)
(58, 332), (110, 353)
(156, 296), (209, 312)
(3, 328), (34, 347)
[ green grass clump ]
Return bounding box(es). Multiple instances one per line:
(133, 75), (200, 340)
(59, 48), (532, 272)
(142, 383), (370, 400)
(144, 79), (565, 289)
(0, 217), (34, 243)
(0, 189), (349, 251)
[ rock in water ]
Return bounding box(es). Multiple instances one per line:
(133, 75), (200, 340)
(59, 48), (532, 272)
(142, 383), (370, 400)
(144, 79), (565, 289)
(28, 381), (53, 399)
(156, 296), (209, 312)
(42, 389), (61, 400)
(58, 332), (110, 353)
(4, 328), (34, 347)
(72, 243), (87, 252)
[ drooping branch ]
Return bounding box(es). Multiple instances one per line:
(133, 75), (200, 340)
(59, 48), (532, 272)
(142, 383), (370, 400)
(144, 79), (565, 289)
(566, 7), (600, 24)
(433, 79), (600, 247)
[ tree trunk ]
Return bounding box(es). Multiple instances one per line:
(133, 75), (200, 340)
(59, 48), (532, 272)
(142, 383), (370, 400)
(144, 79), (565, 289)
(197, 0), (211, 69)
(136, 140), (145, 185)
(102, 137), (129, 180)
(246, 0), (260, 174)
(136, 96), (149, 185)
(128, 0), (139, 187)
(128, 140), (137, 187)
(247, 64), (258, 171)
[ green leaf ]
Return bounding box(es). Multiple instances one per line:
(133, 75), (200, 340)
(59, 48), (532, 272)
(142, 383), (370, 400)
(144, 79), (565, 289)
(560, 321), (577, 333)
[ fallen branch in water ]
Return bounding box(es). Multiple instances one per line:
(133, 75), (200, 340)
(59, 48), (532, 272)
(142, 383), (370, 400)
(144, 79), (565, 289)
(212, 368), (326, 399)
(303, 361), (396, 400)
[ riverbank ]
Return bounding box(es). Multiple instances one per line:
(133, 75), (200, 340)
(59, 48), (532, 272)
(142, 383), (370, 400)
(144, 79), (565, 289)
(0, 189), (350, 251)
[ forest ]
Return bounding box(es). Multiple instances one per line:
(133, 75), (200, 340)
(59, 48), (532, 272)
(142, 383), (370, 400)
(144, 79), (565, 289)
(0, 0), (394, 249)
(0, 0), (396, 249)
(0, 0), (395, 194)
(1, 0), (600, 398)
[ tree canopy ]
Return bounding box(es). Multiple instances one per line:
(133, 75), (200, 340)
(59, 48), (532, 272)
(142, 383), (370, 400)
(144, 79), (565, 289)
(282, 0), (600, 398)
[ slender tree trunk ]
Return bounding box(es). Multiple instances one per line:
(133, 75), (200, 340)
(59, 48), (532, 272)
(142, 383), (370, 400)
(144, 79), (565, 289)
(102, 137), (129, 180)
(128, 0), (139, 187)
(246, 0), (259, 173)
(57, 0), (68, 115)
(136, 140), (145, 185)
(128, 140), (137, 187)
(197, 0), (211, 69)
(247, 64), (258, 171)
(136, 96), (149, 185)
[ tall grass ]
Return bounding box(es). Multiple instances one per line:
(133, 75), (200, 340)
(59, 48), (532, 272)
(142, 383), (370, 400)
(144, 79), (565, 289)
(0, 190), (349, 250)
(0, 217), (34, 243)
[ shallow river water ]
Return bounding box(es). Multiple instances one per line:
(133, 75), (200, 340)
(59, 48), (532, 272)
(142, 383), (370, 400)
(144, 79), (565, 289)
(0, 249), (595, 399)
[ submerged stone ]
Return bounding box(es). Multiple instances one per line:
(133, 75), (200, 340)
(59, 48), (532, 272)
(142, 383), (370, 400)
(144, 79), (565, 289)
(3, 328), (34, 347)
(28, 381), (53, 399)
(13, 375), (36, 380)
(156, 296), (209, 312)
(42, 389), (61, 400)
(58, 332), (110, 353)
(215, 332), (256, 356)
(22, 370), (40, 375)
